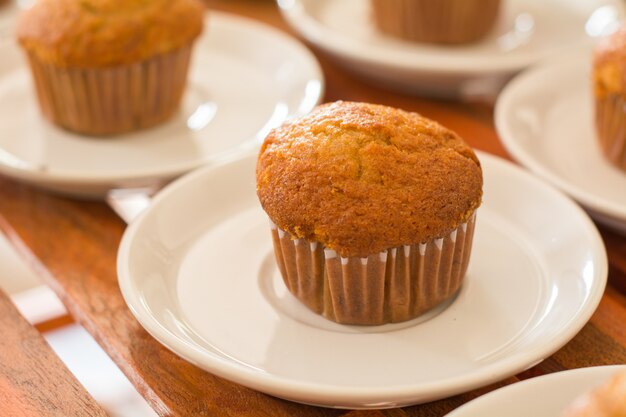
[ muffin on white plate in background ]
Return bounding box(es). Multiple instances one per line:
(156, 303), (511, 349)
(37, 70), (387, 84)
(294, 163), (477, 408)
(593, 27), (626, 171)
(15, 0), (204, 136)
(371, 0), (501, 44)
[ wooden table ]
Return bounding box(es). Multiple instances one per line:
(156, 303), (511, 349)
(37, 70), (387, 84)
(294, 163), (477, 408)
(1, 1), (625, 415)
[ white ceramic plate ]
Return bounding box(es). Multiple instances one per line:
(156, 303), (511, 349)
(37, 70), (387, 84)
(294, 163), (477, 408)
(446, 365), (626, 417)
(0, 11), (323, 198)
(0, 1), (27, 40)
(278, 0), (623, 98)
(495, 45), (626, 233)
(117, 151), (607, 409)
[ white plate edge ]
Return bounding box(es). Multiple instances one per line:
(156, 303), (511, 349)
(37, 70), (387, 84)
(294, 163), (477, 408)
(445, 364), (626, 416)
(116, 151), (608, 407)
(494, 44), (626, 222)
(277, 0), (600, 76)
(0, 11), (324, 188)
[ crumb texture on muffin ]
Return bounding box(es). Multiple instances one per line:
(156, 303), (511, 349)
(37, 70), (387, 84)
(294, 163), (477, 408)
(257, 101), (483, 258)
(16, 0), (204, 68)
(594, 28), (626, 97)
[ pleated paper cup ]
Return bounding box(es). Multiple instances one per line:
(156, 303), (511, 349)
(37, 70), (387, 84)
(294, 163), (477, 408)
(25, 45), (193, 136)
(270, 212), (477, 325)
(371, 0), (500, 44)
(595, 94), (626, 171)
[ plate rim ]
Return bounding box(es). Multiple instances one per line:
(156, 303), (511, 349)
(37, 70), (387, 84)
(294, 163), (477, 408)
(495, 44), (626, 222)
(117, 150), (607, 408)
(278, 0), (606, 76)
(0, 11), (324, 191)
(445, 365), (626, 416)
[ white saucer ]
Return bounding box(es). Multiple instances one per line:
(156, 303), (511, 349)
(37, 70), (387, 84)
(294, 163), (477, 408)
(278, 0), (623, 98)
(0, 11), (323, 198)
(446, 365), (626, 417)
(495, 45), (626, 233)
(117, 151), (607, 409)
(0, 1), (28, 41)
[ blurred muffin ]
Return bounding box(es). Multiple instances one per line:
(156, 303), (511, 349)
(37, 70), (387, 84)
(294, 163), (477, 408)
(256, 101), (483, 325)
(561, 370), (626, 417)
(371, 0), (500, 44)
(16, 0), (204, 136)
(594, 28), (626, 171)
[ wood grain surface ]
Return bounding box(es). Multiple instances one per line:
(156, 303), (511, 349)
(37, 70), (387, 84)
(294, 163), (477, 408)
(0, 288), (107, 417)
(0, 0), (624, 416)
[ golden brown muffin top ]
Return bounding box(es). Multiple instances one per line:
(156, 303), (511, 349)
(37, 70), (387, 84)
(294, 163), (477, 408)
(256, 101), (483, 258)
(16, 0), (204, 68)
(594, 28), (626, 97)
(561, 370), (626, 417)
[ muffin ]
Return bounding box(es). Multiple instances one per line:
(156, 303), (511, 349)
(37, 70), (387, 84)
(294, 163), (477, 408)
(371, 0), (500, 44)
(16, 0), (204, 136)
(561, 370), (626, 417)
(593, 28), (626, 171)
(256, 101), (483, 325)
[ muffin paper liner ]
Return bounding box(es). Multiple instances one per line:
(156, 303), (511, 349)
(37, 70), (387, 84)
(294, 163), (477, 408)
(595, 94), (626, 171)
(371, 0), (500, 44)
(270, 212), (477, 325)
(25, 45), (192, 136)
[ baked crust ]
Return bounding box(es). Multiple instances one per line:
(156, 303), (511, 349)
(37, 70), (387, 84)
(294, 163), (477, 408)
(594, 28), (626, 97)
(256, 101), (483, 258)
(16, 0), (204, 68)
